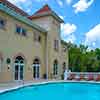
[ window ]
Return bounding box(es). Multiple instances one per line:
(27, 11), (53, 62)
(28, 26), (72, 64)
(16, 26), (21, 34)
(0, 59), (2, 72)
(53, 60), (58, 75)
(38, 35), (41, 42)
(0, 18), (6, 29)
(34, 31), (41, 43)
(0, 60), (1, 72)
(22, 28), (27, 36)
(16, 25), (27, 36)
(33, 59), (40, 79)
(63, 62), (66, 73)
(54, 40), (59, 51)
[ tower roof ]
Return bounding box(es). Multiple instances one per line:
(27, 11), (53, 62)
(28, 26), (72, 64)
(34, 4), (51, 14)
(28, 4), (64, 23)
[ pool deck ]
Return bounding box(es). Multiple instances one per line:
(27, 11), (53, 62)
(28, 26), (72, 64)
(0, 80), (49, 93)
(0, 80), (100, 94)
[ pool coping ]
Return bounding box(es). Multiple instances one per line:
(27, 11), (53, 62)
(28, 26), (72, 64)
(0, 80), (100, 94)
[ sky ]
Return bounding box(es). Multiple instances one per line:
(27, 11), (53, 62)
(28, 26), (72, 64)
(8, 0), (100, 49)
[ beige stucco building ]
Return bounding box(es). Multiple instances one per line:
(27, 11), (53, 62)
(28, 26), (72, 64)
(0, 0), (68, 83)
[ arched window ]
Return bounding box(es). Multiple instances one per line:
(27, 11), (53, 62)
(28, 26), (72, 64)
(33, 58), (40, 79)
(14, 56), (24, 80)
(53, 60), (58, 76)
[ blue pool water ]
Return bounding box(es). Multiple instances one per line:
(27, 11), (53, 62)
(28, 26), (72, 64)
(0, 82), (100, 100)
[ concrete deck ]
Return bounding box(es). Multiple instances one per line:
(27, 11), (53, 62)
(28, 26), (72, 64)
(0, 80), (49, 93)
(0, 80), (100, 94)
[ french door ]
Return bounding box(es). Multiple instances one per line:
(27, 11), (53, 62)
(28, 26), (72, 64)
(33, 59), (40, 79)
(33, 65), (40, 79)
(15, 64), (24, 80)
(14, 56), (24, 81)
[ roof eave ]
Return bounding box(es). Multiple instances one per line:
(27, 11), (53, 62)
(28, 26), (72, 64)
(0, 3), (47, 33)
(51, 12), (64, 23)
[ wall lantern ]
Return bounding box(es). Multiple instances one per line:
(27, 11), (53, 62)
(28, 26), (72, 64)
(6, 58), (11, 64)
(6, 58), (11, 70)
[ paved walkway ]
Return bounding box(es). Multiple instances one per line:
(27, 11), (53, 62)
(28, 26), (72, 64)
(0, 79), (58, 93)
(0, 80), (46, 92)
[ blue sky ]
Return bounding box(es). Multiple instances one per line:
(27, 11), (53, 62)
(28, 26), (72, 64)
(8, 0), (100, 49)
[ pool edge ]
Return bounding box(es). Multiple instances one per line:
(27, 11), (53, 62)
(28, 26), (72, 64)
(0, 80), (100, 94)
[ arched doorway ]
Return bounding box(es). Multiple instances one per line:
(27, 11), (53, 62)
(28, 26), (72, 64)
(14, 56), (24, 81)
(53, 60), (58, 76)
(32, 58), (40, 79)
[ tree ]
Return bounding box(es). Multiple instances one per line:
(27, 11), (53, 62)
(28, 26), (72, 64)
(67, 42), (100, 72)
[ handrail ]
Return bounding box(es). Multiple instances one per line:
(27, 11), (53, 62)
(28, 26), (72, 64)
(64, 72), (100, 80)
(67, 72), (100, 74)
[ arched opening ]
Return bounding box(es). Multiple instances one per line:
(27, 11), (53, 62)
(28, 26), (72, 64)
(14, 56), (24, 80)
(32, 58), (40, 79)
(53, 60), (58, 76)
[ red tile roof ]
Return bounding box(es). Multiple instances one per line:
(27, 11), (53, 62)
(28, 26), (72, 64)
(0, 0), (28, 16)
(28, 4), (51, 20)
(35, 4), (51, 14)
(0, 0), (63, 23)
(28, 4), (64, 23)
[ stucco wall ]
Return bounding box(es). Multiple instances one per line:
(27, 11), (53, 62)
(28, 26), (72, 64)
(0, 11), (46, 82)
(0, 9), (68, 82)
(32, 15), (68, 79)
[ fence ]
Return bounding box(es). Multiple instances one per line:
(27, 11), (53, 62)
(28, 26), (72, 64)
(65, 72), (100, 81)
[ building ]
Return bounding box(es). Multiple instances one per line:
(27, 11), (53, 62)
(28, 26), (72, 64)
(0, 0), (68, 83)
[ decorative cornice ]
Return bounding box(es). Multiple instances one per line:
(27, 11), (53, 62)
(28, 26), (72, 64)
(0, 3), (47, 33)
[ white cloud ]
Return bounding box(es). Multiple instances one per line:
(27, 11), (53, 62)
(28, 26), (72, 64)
(73, 0), (94, 13)
(8, 0), (33, 13)
(66, 0), (72, 5)
(65, 34), (76, 43)
(59, 15), (65, 20)
(84, 24), (100, 48)
(61, 23), (77, 43)
(26, 9), (31, 13)
(8, 0), (26, 4)
(33, 0), (48, 2)
(57, 0), (63, 7)
(61, 23), (77, 35)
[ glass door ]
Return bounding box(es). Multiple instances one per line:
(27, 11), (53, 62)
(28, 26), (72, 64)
(20, 65), (23, 80)
(15, 65), (19, 80)
(33, 59), (40, 79)
(14, 56), (24, 81)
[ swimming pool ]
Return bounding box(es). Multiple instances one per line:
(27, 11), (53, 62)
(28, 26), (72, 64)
(0, 82), (100, 100)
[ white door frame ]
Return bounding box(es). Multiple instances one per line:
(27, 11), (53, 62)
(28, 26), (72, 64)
(32, 64), (40, 80)
(14, 60), (24, 81)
